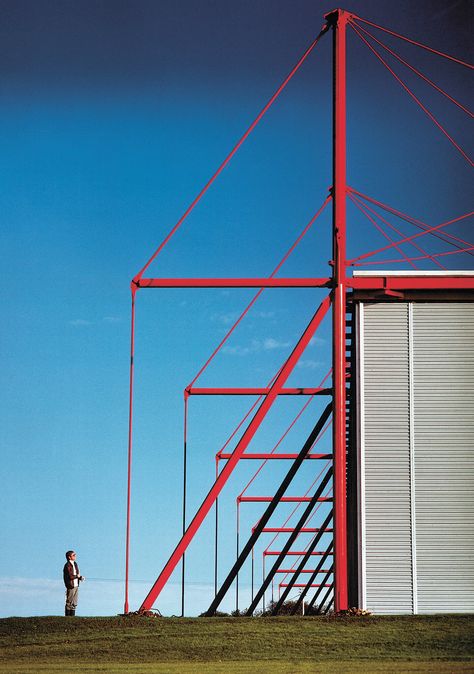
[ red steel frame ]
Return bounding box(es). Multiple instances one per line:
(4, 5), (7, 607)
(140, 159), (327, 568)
(123, 8), (474, 615)
(137, 294), (332, 612)
(330, 8), (349, 611)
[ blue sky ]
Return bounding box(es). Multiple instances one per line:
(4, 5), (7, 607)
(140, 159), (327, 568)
(0, 0), (472, 617)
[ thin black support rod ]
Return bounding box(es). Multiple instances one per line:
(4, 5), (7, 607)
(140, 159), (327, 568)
(251, 546), (254, 602)
(314, 578), (334, 614)
(205, 403), (332, 616)
(323, 591), (334, 615)
(245, 466), (333, 616)
(323, 585), (334, 615)
(272, 513), (333, 614)
(308, 567), (334, 611)
(290, 541), (334, 615)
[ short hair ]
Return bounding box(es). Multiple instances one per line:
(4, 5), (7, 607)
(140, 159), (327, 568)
(65, 550), (75, 559)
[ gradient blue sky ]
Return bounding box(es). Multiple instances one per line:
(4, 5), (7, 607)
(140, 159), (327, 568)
(0, 0), (472, 617)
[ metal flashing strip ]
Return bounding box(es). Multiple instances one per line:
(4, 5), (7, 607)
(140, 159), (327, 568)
(357, 303), (367, 609)
(408, 303), (418, 614)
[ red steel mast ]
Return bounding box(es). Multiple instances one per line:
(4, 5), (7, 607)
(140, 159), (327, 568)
(327, 7), (349, 612)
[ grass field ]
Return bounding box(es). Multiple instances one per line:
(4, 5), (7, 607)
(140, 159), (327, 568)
(0, 615), (473, 673)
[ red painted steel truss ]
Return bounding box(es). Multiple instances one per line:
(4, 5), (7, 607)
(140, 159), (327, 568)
(124, 8), (474, 616)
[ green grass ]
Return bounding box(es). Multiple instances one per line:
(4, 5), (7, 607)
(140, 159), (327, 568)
(0, 615), (473, 673)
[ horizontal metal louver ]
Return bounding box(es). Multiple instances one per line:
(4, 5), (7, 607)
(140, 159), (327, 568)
(359, 303), (413, 614)
(413, 303), (474, 614)
(358, 300), (474, 614)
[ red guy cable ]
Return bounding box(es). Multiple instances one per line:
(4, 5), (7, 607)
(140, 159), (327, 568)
(349, 22), (474, 167)
(348, 187), (474, 255)
(239, 369), (332, 497)
(134, 29), (329, 282)
(349, 193), (418, 269)
(350, 193), (446, 268)
(351, 14), (474, 69)
(354, 245), (474, 266)
(350, 212), (474, 264)
(267, 486), (333, 585)
(277, 521), (333, 587)
(263, 463), (332, 553)
(188, 196), (331, 387)
(214, 366), (287, 463)
(349, 193), (446, 269)
(352, 21), (473, 117)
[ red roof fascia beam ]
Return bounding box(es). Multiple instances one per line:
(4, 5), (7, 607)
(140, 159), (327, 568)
(349, 275), (474, 290)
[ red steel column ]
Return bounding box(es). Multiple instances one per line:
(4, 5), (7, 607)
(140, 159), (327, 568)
(124, 284), (137, 614)
(331, 8), (349, 611)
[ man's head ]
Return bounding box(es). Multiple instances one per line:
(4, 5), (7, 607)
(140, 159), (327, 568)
(66, 550), (76, 561)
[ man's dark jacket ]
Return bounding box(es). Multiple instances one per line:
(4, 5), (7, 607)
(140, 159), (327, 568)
(63, 561), (81, 589)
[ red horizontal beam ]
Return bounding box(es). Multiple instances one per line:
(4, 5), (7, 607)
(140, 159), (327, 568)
(218, 453), (332, 460)
(276, 569), (332, 574)
(348, 275), (474, 290)
(280, 583), (332, 588)
(257, 528), (333, 533)
(265, 551), (334, 556)
(188, 387), (331, 396)
(136, 277), (332, 288)
(135, 275), (474, 291)
(239, 496), (333, 503)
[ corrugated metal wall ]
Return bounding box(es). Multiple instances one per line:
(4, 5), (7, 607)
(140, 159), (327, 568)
(412, 304), (474, 613)
(358, 303), (414, 614)
(358, 301), (474, 614)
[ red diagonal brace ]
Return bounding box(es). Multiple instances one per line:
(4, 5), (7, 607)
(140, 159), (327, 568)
(139, 294), (331, 611)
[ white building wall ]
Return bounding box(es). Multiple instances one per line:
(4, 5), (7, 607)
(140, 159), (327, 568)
(358, 301), (474, 614)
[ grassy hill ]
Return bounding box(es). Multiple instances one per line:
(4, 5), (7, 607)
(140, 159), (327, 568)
(1, 615), (473, 673)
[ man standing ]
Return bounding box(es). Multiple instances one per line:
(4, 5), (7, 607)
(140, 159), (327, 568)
(63, 550), (85, 616)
